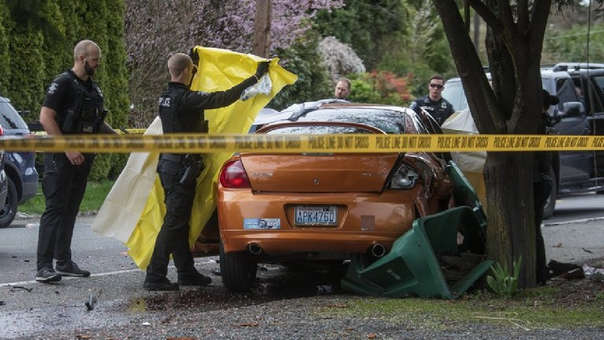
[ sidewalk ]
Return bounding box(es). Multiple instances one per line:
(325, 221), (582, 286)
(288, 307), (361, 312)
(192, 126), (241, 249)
(543, 218), (604, 265)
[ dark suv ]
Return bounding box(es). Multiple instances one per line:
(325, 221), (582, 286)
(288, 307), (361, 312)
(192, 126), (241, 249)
(442, 68), (604, 218)
(0, 95), (38, 227)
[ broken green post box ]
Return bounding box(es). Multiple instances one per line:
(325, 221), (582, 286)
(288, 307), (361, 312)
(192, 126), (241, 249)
(341, 161), (493, 299)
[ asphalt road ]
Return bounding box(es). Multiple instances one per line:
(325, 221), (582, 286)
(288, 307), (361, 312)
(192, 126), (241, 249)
(0, 194), (603, 339)
(546, 192), (604, 225)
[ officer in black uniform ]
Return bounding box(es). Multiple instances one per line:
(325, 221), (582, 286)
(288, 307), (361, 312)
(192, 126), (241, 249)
(36, 40), (116, 283)
(534, 89), (558, 285)
(410, 74), (454, 125)
(143, 52), (269, 291)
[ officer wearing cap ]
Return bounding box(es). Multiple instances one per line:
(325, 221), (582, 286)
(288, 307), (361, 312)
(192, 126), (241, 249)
(410, 74), (454, 125)
(36, 39), (116, 283)
(143, 51), (269, 291)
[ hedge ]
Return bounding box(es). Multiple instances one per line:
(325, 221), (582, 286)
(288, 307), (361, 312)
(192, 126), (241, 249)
(0, 0), (129, 181)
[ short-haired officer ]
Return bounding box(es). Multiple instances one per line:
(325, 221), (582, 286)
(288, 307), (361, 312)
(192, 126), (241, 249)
(36, 39), (116, 283)
(410, 74), (454, 125)
(144, 52), (269, 291)
(334, 78), (351, 100)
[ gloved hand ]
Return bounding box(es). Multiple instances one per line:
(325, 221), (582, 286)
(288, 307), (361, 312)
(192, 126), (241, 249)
(255, 61), (269, 79)
(189, 47), (200, 67)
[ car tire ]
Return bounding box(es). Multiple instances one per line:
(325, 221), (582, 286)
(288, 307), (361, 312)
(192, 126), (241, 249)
(219, 241), (257, 292)
(0, 178), (18, 228)
(542, 167), (557, 219)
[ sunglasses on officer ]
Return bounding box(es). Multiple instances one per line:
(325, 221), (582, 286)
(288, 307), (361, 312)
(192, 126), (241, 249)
(429, 83), (444, 89)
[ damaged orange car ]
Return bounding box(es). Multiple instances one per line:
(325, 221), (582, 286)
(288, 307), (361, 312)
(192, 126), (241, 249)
(217, 101), (455, 292)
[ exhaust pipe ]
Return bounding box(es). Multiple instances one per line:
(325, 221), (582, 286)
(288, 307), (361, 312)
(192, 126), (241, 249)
(247, 242), (263, 256)
(369, 243), (386, 258)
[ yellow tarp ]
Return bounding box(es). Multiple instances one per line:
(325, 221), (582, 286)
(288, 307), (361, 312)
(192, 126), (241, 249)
(91, 46), (297, 269)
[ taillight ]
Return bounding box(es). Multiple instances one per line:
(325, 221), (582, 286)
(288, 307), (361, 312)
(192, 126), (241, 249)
(388, 163), (419, 189)
(0, 125), (3, 136)
(219, 159), (250, 188)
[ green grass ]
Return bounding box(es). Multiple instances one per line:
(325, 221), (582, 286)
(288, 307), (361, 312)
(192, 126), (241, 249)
(319, 286), (604, 331)
(18, 180), (115, 215)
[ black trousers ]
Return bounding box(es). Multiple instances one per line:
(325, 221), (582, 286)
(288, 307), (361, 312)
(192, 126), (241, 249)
(534, 178), (552, 285)
(146, 158), (199, 281)
(37, 153), (93, 270)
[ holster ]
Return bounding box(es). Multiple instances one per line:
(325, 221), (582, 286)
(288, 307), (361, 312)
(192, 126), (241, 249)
(179, 154), (203, 184)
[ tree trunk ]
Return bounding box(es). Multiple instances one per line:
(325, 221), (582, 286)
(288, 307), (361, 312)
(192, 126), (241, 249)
(484, 152), (537, 287)
(434, 0), (545, 288)
(254, 0), (271, 58)
(473, 12), (480, 52)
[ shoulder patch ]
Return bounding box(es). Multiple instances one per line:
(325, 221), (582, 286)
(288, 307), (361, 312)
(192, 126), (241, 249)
(159, 96), (171, 107)
(47, 82), (59, 95)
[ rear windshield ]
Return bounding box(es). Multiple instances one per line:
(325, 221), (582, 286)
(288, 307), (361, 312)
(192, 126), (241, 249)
(265, 108), (406, 135)
(0, 101), (28, 130)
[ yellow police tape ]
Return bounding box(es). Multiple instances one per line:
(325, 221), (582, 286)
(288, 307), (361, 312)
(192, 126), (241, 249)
(1, 133), (604, 153)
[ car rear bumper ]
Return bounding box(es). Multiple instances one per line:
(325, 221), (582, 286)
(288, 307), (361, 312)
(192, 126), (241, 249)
(218, 187), (421, 255)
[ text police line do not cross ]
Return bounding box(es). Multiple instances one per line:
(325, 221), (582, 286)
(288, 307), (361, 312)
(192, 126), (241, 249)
(1, 134), (604, 153)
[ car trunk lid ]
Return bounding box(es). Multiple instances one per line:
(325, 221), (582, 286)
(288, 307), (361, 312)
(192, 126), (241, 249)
(240, 153), (399, 193)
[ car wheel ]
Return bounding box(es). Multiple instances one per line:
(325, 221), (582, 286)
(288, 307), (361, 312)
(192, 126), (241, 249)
(542, 167), (557, 219)
(219, 241), (257, 292)
(0, 178), (18, 228)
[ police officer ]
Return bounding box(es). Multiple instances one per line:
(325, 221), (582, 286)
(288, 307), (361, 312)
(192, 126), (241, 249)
(410, 74), (454, 125)
(36, 40), (116, 283)
(534, 89), (559, 285)
(143, 52), (269, 291)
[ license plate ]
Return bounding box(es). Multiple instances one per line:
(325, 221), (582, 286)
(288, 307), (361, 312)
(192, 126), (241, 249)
(294, 206), (337, 226)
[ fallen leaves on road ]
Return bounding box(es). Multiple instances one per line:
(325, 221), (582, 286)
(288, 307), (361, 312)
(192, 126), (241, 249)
(237, 322), (259, 327)
(367, 333), (377, 339)
(553, 243), (562, 248)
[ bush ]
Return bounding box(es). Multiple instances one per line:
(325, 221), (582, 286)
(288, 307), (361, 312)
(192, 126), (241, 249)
(0, 0), (130, 180)
(349, 71), (413, 106)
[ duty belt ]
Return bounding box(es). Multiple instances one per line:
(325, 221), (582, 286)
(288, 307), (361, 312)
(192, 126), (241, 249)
(159, 153), (185, 162)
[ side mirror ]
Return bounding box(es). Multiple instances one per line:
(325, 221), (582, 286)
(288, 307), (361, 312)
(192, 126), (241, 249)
(560, 101), (585, 118)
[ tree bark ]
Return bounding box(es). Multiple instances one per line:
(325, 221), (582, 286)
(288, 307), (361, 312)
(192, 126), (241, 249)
(484, 152), (536, 287)
(254, 0), (271, 58)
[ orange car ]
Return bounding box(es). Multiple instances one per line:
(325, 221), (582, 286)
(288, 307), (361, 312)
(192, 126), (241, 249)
(216, 102), (454, 291)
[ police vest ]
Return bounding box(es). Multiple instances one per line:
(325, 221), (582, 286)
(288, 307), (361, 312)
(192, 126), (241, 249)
(158, 85), (208, 134)
(59, 71), (105, 134)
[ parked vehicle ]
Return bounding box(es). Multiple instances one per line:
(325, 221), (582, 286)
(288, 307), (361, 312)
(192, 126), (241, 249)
(0, 125), (8, 213)
(214, 101), (459, 292)
(0, 95), (38, 227)
(442, 67), (604, 217)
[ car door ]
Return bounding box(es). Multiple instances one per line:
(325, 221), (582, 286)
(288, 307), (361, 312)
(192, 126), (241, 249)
(551, 76), (593, 184)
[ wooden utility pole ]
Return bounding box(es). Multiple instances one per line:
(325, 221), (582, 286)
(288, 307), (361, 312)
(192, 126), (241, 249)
(254, 0), (271, 57)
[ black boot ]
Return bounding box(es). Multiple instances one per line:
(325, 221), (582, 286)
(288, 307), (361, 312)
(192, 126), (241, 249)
(143, 276), (179, 291)
(178, 270), (212, 287)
